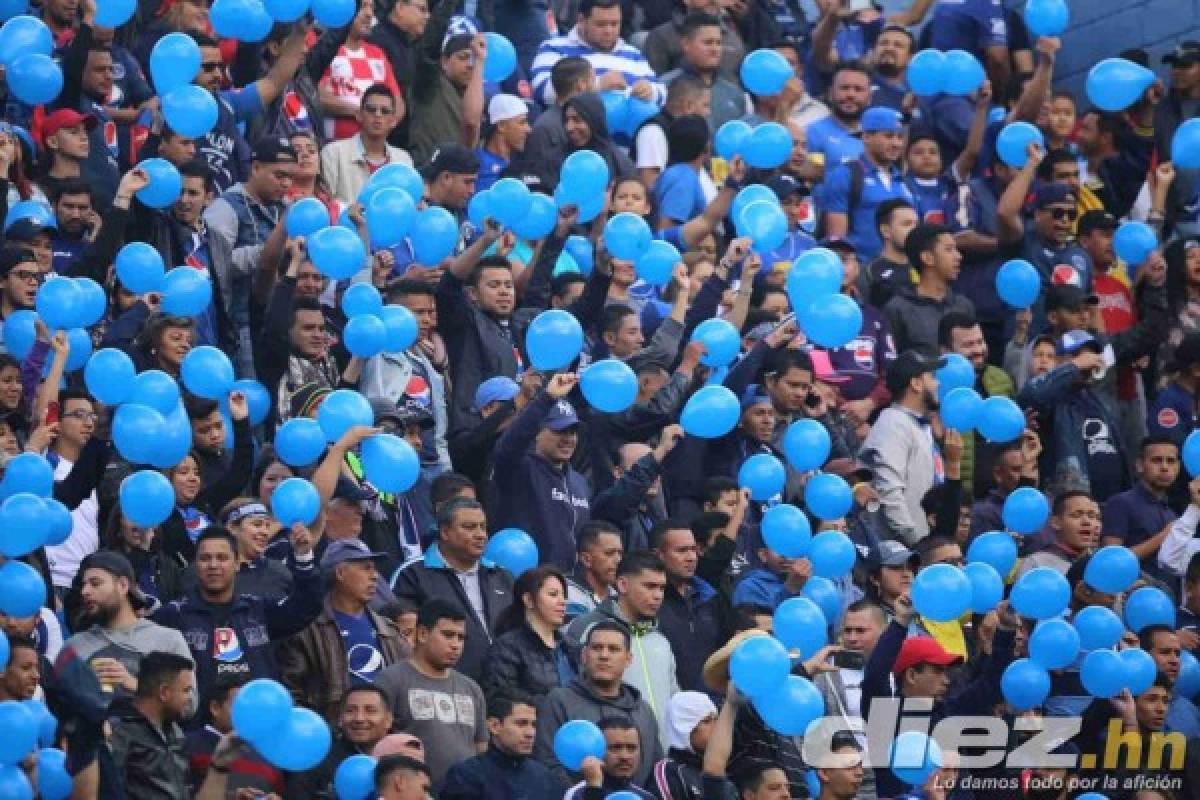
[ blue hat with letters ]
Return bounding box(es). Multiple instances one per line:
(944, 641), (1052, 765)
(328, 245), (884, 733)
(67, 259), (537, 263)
(861, 107), (903, 133)
(543, 398), (580, 431)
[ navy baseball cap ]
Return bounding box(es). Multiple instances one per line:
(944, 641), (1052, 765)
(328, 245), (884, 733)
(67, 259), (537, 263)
(542, 399), (579, 431)
(320, 538), (386, 572)
(1035, 182), (1075, 209)
(1056, 329), (1102, 355)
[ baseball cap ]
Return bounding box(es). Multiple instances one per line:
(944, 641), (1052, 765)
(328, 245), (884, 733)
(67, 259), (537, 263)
(543, 398), (579, 431)
(290, 383), (331, 419)
(0, 246), (37, 277)
(818, 236), (856, 254)
(1164, 41), (1200, 65)
(251, 136), (298, 164)
(1045, 284), (1098, 312)
(1034, 182), (1075, 209)
(5, 217), (57, 242)
(395, 398), (435, 430)
(740, 383), (772, 410)
(320, 538), (387, 571)
(765, 174), (804, 203)
(40, 108), (96, 146)
(874, 540), (918, 569)
(861, 106), (903, 133)
(1056, 329), (1102, 356)
(474, 376), (519, 411)
(442, 14), (478, 54)
(1171, 332), (1200, 372)
(810, 349), (849, 385)
(488, 93), (527, 124)
(424, 143), (480, 180)
(1077, 210), (1118, 237)
(79, 551), (153, 610)
(885, 350), (947, 396)
(892, 636), (963, 675)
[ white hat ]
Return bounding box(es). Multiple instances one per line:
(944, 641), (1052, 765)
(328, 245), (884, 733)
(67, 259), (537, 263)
(488, 93), (527, 124)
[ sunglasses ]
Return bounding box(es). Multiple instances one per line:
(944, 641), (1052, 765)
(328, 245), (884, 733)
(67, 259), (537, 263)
(1047, 207), (1078, 221)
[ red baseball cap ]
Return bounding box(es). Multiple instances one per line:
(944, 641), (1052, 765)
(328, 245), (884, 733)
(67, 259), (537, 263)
(40, 109), (97, 145)
(892, 636), (962, 675)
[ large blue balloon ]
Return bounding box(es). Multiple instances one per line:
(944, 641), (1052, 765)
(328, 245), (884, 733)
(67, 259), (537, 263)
(753, 674), (825, 735)
(558, 150), (610, 201)
(0, 0), (26, 21)
(742, 122), (791, 169)
(120, 470), (175, 527)
(1113, 221), (1157, 267)
(907, 49), (946, 97)
(1174, 118), (1200, 170)
(2, 311), (35, 360)
(805, 472), (852, 520)
(411, 207), (460, 266)
(0, 764), (30, 800)
(380, 305), (419, 352)
(1073, 605), (1124, 651)
(1081, 648), (1124, 698)
(738, 453), (785, 502)
(135, 158), (183, 209)
(0, 494), (46, 557)
(996, 122), (1045, 168)
(976, 395), (1024, 443)
(116, 242), (166, 295)
(0, 561), (44, 617)
(604, 212), (653, 261)
(334, 754), (376, 800)
(555, 182), (605, 223)
(635, 239), (680, 286)
(912, 563), (971, 621)
(112, 404), (166, 464)
(75, 277), (107, 327)
(63, 323), (93, 365)
(783, 419), (831, 472)
(287, 197), (329, 238)
(232, 679), (293, 744)
(692, 319), (740, 368)
(310, 0), (354, 26)
(1010, 567), (1070, 620)
(483, 32), (517, 82)
(308, 226), (366, 280)
(680, 385), (739, 439)
(275, 417), (327, 466)
(0, 15), (50, 67)
(737, 201), (788, 253)
(802, 575), (841, 625)
(1002, 487), (1048, 534)
(132, 369), (180, 415)
(890, 731), (942, 786)
(554, 720), (606, 770)
(809, 530), (856, 579)
(181, 346), (234, 400)
(149, 31), (199, 92)
(209, 0), (272, 40)
(342, 283), (383, 320)
(1024, 0), (1068, 36)
(715, 119), (751, 160)
(512, 193), (558, 242)
(0, 454), (50, 500)
(9, 51), (60, 104)
(0, 702), (35, 767)
(731, 635), (791, 697)
(740, 48), (792, 96)
(1185, 430), (1200, 477)
(484, 528), (539, 577)
(343, 315), (387, 357)
(318, 389), (373, 442)
(732, 184), (780, 223)
(943, 50), (985, 96)
(761, 504), (812, 558)
(23, 701), (54, 749)
(941, 387), (982, 432)
(1087, 58), (1156, 112)
(1124, 586), (1175, 632)
(257, 707), (331, 771)
(963, 562), (1003, 613)
(367, 163), (425, 207)
(43, 498), (72, 546)
(489, 178), (533, 229)
(1002, 658), (1051, 711)
(1029, 618), (1080, 670)
(36, 748), (71, 800)
(162, 85), (217, 138)
(936, 353), (974, 396)
(1121, 647), (1157, 696)
(799, 294), (861, 349)
(151, 404), (193, 470)
(1084, 545), (1139, 594)
(232, 379), (271, 425)
(526, 309), (583, 370)
(271, 478), (321, 526)
(996, 259), (1041, 308)
(35, 277), (81, 332)
(967, 532), (1017, 576)
(361, 434), (419, 494)
(581, 359), (638, 413)
(774, 597), (827, 659)
(564, 236), (594, 275)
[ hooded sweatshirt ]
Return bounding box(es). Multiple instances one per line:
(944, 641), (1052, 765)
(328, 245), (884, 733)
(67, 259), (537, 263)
(556, 93), (636, 189)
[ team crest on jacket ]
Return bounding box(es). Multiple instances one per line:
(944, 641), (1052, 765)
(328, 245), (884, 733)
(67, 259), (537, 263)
(213, 627), (243, 661)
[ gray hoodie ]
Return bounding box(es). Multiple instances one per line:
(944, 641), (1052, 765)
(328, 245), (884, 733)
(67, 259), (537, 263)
(63, 619), (194, 711)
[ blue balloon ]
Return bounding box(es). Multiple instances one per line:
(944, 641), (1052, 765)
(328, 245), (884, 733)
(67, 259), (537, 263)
(132, 369), (180, 415)
(692, 318), (740, 368)
(941, 387), (982, 432)
(599, 90), (628, 136)
(1010, 567), (1070, 620)
(976, 395), (1024, 443)
(800, 294), (861, 349)
(483, 32), (517, 82)
(1081, 648), (1125, 698)
(112, 404), (166, 463)
(805, 770), (822, 800)
(308, 226), (366, 280)
(635, 239), (680, 286)
(181, 346), (234, 400)
(490, 178), (533, 229)
(996, 259), (1041, 308)
(1002, 658), (1051, 711)
(1177, 651), (1200, 700)
(0, 764), (30, 799)
(467, 189), (494, 230)
(620, 96), (659, 138)
(0, 15), (50, 67)
(1124, 586), (1176, 632)
(271, 477), (321, 526)
(802, 575), (841, 625)
(936, 353), (974, 396)
(967, 531), (1017, 576)
(555, 183), (605, 223)
(1002, 487), (1048, 534)
(380, 304), (419, 352)
(809, 530), (856, 579)
(0, 634), (7, 672)
(737, 200), (788, 253)
(1113, 220), (1157, 267)
(23, 700), (54, 748)
(334, 755), (376, 800)
(554, 720), (606, 771)
(742, 122), (791, 169)
(231, 379), (270, 425)
(116, 242), (166, 294)
(1087, 58), (1156, 112)
(774, 597), (827, 658)
(1, 311), (35, 360)
(1073, 605), (1124, 651)
(732, 184), (780, 223)
(805, 472), (852, 520)
(149, 31), (199, 92)
(318, 389), (373, 442)
(136, 158), (182, 209)
(1084, 545), (1139, 594)
(963, 562), (1003, 613)
(211, 0), (271, 39)
(368, 163), (425, 207)
(782, 419), (831, 472)
(343, 315), (387, 357)
(3, 199), (54, 232)
(943, 49), (985, 96)
(93, 0), (135, 28)
(43, 498), (72, 547)
(738, 453), (785, 502)
(153, 402), (195, 471)
(912, 563), (971, 621)
(753, 674), (825, 735)
(0, 702), (35, 767)
(681, 386), (739, 438)
(264, 0), (308, 20)
(512, 193), (559, 242)
(85, 348), (135, 406)
(1121, 647), (1157, 696)
(275, 417), (327, 466)
(761, 504), (812, 558)
(581, 359), (638, 413)
(287, 197), (330, 238)
(564, 235), (594, 275)
(907, 49), (946, 97)
(788, 248), (843, 305)
(1024, 0), (1068, 36)
(35, 277), (82, 332)
(120, 470), (175, 527)
(0, 561), (43, 617)
(411, 207), (459, 266)
(258, 707), (331, 771)
(1174, 118), (1200, 170)
(36, 748), (71, 800)
(558, 150), (610, 201)
(341, 283), (383, 319)
(75, 277), (107, 327)
(310, 0), (353, 25)
(361, 433), (419, 493)
(0, 494), (45, 557)
(740, 48), (792, 96)
(715, 119), (752, 160)
(162, 85), (217, 138)
(731, 635), (791, 697)
(366, 188), (416, 249)
(526, 309), (583, 370)
(2, 452), (51, 496)
(890, 731), (942, 786)
(484, 528), (539, 577)
(232, 679), (293, 744)
(1185, 430), (1200, 477)
(1029, 618), (1080, 670)
(604, 212), (653, 261)
(996, 122), (1045, 168)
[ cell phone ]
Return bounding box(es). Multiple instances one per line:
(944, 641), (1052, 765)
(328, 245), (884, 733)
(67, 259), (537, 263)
(833, 649), (865, 669)
(842, 0), (874, 10)
(805, 391), (823, 409)
(44, 402), (59, 426)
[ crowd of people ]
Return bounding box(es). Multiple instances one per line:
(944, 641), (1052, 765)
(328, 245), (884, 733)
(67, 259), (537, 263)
(2, 0), (1200, 797)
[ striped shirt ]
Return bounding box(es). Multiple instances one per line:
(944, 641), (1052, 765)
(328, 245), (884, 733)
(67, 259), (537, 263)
(530, 26), (665, 107)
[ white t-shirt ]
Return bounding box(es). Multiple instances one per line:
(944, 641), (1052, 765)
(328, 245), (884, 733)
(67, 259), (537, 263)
(44, 455), (99, 589)
(635, 123), (668, 170)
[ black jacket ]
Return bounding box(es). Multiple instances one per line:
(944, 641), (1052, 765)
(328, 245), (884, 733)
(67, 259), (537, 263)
(108, 705), (189, 800)
(657, 577), (733, 693)
(481, 622), (571, 702)
(442, 745), (567, 800)
(646, 749), (705, 800)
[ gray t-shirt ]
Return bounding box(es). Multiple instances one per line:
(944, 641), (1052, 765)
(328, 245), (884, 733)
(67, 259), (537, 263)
(375, 660), (487, 784)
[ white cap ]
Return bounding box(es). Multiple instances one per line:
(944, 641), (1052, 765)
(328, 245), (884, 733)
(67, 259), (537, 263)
(488, 93), (527, 124)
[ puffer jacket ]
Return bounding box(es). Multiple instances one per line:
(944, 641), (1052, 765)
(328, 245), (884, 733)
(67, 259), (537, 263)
(481, 622), (573, 703)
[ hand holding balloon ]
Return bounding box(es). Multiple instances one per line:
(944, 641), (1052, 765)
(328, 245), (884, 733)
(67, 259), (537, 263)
(546, 373), (578, 399)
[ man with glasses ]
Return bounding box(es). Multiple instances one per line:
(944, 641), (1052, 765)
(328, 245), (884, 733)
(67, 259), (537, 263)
(0, 248), (45, 343)
(42, 389), (101, 598)
(321, 84), (413, 205)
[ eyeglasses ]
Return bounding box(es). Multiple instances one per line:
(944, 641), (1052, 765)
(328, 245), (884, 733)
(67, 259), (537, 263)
(201, 62), (225, 72)
(10, 270), (44, 284)
(1047, 207), (1079, 221)
(64, 410), (98, 422)
(362, 105), (394, 116)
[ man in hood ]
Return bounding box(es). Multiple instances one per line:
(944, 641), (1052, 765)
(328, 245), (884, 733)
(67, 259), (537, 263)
(558, 92), (635, 187)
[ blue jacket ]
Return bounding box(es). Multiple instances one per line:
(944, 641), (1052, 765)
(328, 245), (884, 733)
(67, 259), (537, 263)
(493, 392), (593, 569)
(441, 746), (566, 800)
(730, 569), (797, 611)
(153, 560), (322, 701)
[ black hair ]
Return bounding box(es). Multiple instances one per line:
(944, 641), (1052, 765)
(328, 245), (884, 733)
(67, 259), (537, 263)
(1140, 435), (1180, 456)
(830, 59), (870, 82)
(692, 511), (730, 548)
(430, 472), (476, 510)
(579, 0), (620, 15)
(601, 304), (638, 336)
(135, 651), (194, 698)
(58, 387), (93, 408)
(1139, 624), (1178, 652)
(179, 160), (215, 194)
(680, 10), (720, 36)
(702, 476), (738, 505)
(1037, 148), (1081, 181)
(341, 683), (392, 711)
(496, 565), (567, 635)
(385, 278), (436, 303)
(577, 520), (622, 553)
(1052, 489), (1094, 516)
(436, 496), (484, 530)
(903, 223), (954, 271)
(764, 347), (814, 381)
(616, 550), (665, 578)
(583, 617), (631, 649)
(936, 311), (980, 349)
(597, 715), (639, 734)
(361, 83), (396, 109)
(374, 755), (430, 791)
(734, 603), (775, 632)
(290, 296), (324, 323)
(649, 518), (694, 550)
(551, 272), (586, 299)
(416, 598), (466, 630)
(874, 198), (916, 234)
(467, 256), (513, 287)
(733, 759), (787, 793)
(194, 526), (238, 555)
(551, 56), (593, 99)
(487, 688), (537, 720)
(50, 177), (94, 207)
(184, 393), (220, 421)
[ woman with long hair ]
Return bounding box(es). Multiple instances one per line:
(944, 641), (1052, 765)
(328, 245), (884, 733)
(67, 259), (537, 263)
(1162, 238), (1200, 377)
(482, 565), (571, 701)
(98, 505), (185, 606)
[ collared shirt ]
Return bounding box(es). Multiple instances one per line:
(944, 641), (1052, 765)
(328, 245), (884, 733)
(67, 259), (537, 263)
(1102, 482), (1177, 558)
(805, 114), (863, 167)
(454, 566), (488, 634)
(825, 156), (914, 261)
